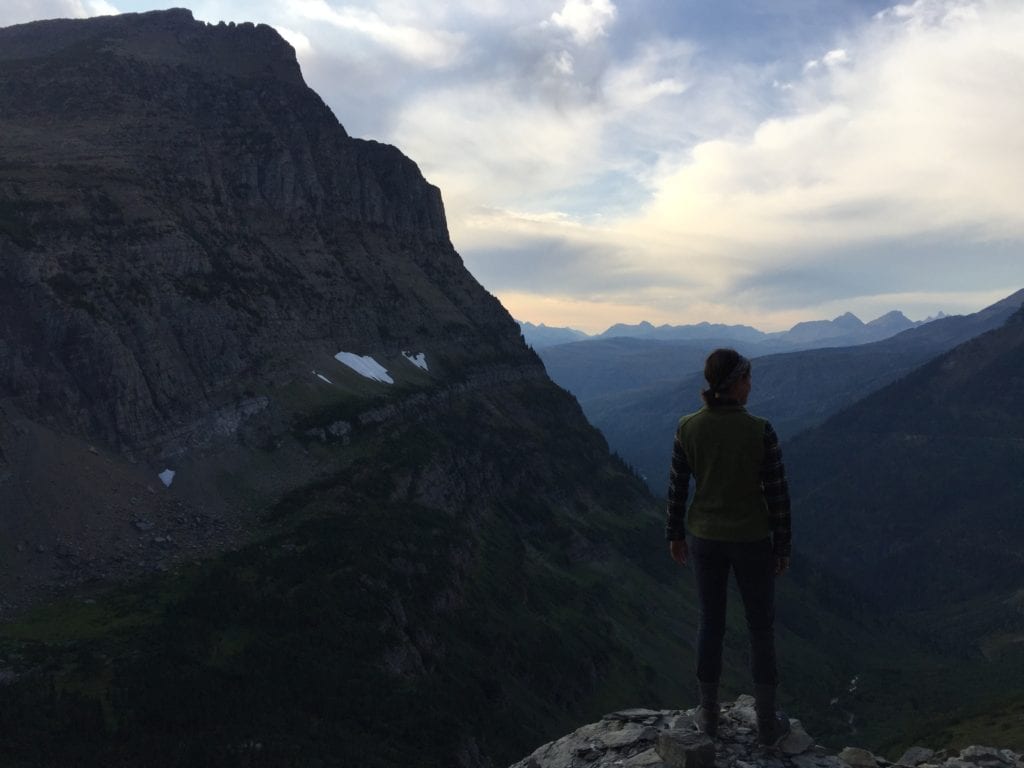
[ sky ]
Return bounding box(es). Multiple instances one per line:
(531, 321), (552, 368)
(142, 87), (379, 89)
(4, 1), (1024, 332)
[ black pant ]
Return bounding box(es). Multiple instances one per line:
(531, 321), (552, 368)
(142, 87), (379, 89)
(688, 534), (778, 686)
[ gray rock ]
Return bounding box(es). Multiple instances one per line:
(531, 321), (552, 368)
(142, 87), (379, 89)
(623, 748), (665, 767)
(606, 709), (665, 723)
(599, 726), (658, 749)
(506, 701), (1023, 768)
(960, 747), (1012, 764)
(656, 729), (715, 768)
(780, 720), (816, 755)
(899, 748), (935, 767)
(840, 747), (880, 768)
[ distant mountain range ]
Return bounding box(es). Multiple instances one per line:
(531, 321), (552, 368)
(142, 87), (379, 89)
(550, 289), (1024, 495)
(790, 302), (1024, 614)
(521, 309), (947, 350)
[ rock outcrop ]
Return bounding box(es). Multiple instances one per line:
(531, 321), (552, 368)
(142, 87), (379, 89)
(510, 699), (1024, 768)
(0, 8), (529, 455)
(0, 8), (540, 608)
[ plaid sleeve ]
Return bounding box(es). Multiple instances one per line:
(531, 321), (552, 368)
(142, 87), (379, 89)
(665, 427), (690, 541)
(761, 422), (792, 557)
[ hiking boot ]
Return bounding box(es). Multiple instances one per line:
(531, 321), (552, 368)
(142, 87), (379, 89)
(694, 705), (719, 738)
(694, 681), (719, 738)
(757, 711), (791, 747)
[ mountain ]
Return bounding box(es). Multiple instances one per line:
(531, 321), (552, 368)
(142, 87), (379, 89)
(538, 338), (762, 403)
(0, 11), (915, 766)
(593, 311), (926, 348)
(867, 309), (916, 333)
(576, 290), (1024, 494)
(598, 320), (768, 344)
(783, 311), (867, 344)
(788, 304), (1024, 615)
(781, 307), (1024, 743)
(0, 11), (1013, 766)
(0, 11), (695, 766)
(519, 320), (590, 348)
(540, 310), (943, 414)
(778, 309), (924, 346)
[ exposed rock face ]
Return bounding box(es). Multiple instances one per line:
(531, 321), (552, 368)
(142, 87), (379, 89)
(0, 9), (528, 454)
(0, 9), (547, 611)
(510, 699), (1024, 768)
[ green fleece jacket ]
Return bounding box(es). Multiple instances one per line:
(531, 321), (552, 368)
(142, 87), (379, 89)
(665, 405), (792, 553)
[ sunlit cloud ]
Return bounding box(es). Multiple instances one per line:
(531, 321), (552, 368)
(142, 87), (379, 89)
(549, 0), (617, 45)
(286, 0), (465, 67)
(6, 0), (1023, 332)
(274, 24), (312, 55)
(454, 0), (1024, 326)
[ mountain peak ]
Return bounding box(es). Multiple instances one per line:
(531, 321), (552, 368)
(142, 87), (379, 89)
(0, 8), (304, 86)
(832, 311), (864, 327)
(868, 310), (909, 324)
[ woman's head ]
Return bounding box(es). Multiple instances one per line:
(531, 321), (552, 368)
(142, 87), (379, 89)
(702, 348), (751, 406)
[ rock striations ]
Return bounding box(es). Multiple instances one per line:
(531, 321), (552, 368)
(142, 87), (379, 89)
(0, 8), (526, 454)
(510, 698), (1024, 768)
(0, 12), (698, 767)
(0, 8), (543, 609)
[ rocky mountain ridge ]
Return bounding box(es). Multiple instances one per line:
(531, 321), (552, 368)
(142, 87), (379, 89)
(525, 308), (930, 350)
(0, 11), (702, 767)
(511, 698), (1024, 768)
(566, 289), (1023, 494)
(0, 7), (537, 611)
(0, 8), (523, 455)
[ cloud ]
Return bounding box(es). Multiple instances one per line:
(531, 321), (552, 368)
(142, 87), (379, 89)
(286, 0), (465, 67)
(7, 0), (1022, 331)
(805, 47), (850, 71)
(0, 0), (119, 26)
(274, 24), (313, 55)
(549, 0), (617, 45)
(576, 0), (1024, 313)
(390, 0), (1023, 330)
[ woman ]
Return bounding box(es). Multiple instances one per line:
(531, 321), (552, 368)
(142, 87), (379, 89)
(665, 348), (791, 746)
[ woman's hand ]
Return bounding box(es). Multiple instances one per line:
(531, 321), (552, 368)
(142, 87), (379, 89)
(669, 539), (688, 566)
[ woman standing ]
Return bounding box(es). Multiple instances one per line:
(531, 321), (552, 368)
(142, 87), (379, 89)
(665, 348), (792, 746)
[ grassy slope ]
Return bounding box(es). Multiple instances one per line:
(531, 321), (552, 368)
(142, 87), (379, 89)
(0, 378), (701, 767)
(0, 374), (1014, 765)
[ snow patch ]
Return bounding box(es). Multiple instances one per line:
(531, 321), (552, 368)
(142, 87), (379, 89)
(334, 352), (394, 384)
(313, 371), (333, 384)
(402, 351), (428, 371)
(158, 469), (176, 487)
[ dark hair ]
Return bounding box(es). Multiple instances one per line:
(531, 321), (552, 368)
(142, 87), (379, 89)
(701, 348), (747, 407)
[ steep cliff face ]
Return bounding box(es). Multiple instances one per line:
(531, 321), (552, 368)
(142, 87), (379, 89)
(0, 9), (524, 453)
(0, 11), (699, 768)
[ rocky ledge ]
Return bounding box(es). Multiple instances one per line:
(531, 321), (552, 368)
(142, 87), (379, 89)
(510, 697), (1024, 768)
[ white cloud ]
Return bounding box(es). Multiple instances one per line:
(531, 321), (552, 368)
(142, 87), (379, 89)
(549, 0), (617, 45)
(585, 0), (1024, 305)
(0, 0), (118, 26)
(806, 48), (850, 71)
(288, 0), (465, 67)
(551, 50), (575, 75)
(274, 24), (313, 55)
(423, 0), (1024, 328)
(6, 0), (1022, 330)
(601, 40), (691, 111)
